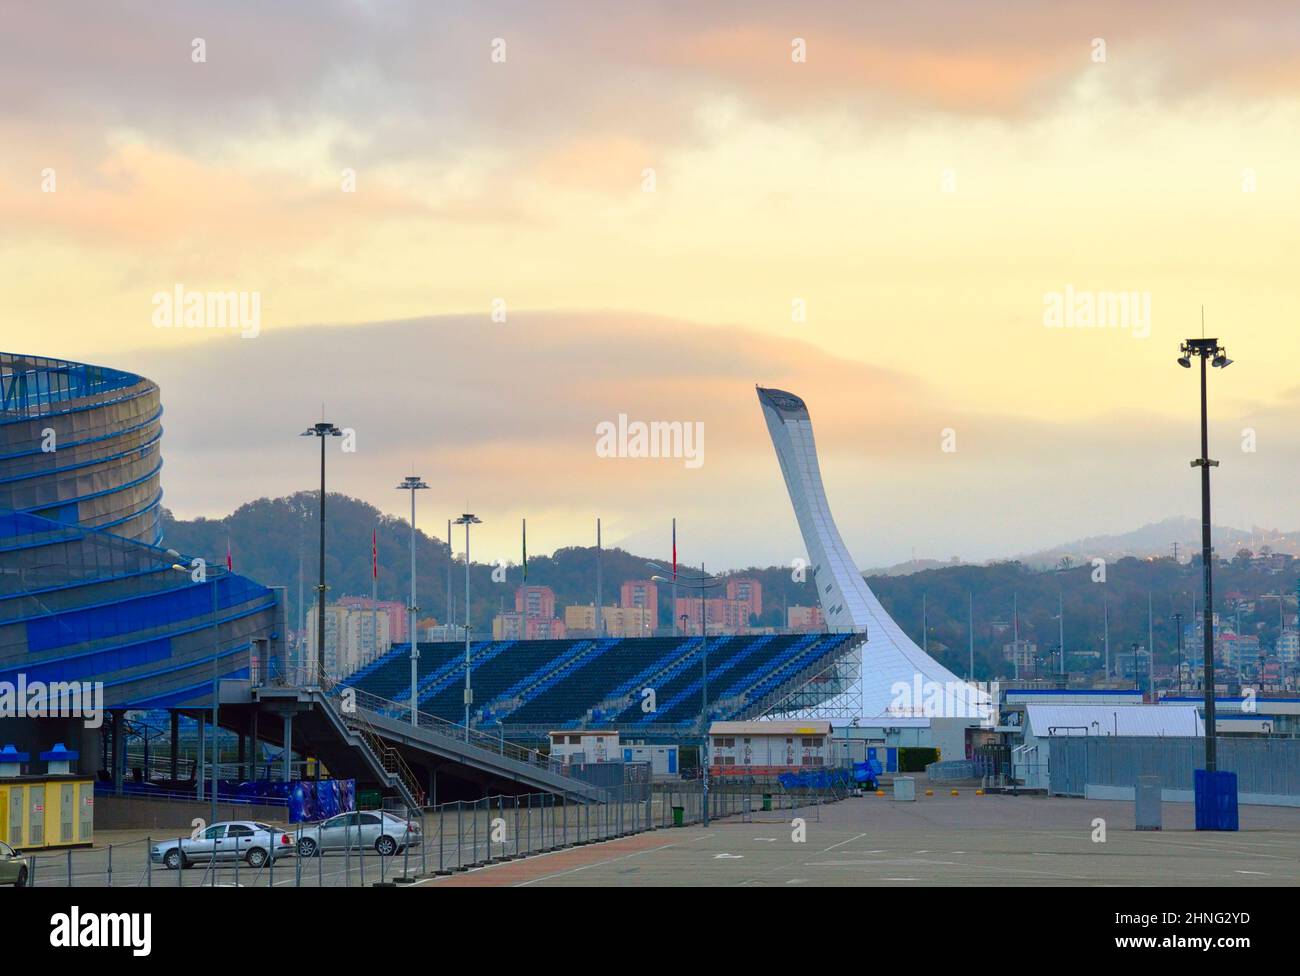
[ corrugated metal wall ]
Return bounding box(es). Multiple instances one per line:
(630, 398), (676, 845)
(1049, 736), (1300, 798)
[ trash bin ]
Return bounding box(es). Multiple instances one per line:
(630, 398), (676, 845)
(761, 794), (772, 812)
(672, 805), (685, 827)
(1135, 775), (1162, 831)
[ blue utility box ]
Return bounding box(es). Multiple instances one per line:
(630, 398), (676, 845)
(1193, 769), (1238, 831)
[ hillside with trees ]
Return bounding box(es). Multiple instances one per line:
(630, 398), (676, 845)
(161, 494), (1298, 679)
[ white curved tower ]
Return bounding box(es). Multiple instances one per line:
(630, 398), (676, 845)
(757, 386), (987, 719)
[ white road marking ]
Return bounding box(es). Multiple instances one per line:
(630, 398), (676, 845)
(820, 832), (868, 853)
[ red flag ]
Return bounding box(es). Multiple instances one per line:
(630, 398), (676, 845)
(672, 518), (677, 579)
(225, 536), (233, 572)
(372, 528), (378, 580)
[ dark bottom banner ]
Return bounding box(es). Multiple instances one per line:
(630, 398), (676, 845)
(6, 886), (1282, 962)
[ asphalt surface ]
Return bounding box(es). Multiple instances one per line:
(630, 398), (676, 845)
(411, 792), (1300, 887)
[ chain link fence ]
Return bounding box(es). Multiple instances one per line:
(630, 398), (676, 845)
(24, 776), (847, 886)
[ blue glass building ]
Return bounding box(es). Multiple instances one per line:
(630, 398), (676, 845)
(0, 353), (284, 715)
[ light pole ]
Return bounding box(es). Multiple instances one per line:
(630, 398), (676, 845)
(1173, 611), (1184, 693)
(301, 421), (342, 682)
(168, 554), (220, 828)
(397, 476), (429, 726)
(651, 561), (721, 826)
(1178, 333), (1232, 771)
(454, 513), (482, 737)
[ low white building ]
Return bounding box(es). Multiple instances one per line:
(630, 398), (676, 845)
(548, 731), (680, 776)
(708, 720), (833, 776)
(549, 730), (619, 764)
(619, 742), (680, 777)
(1012, 704), (1203, 789)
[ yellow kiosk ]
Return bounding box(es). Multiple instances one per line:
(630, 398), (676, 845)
(0, 744), (94, 850)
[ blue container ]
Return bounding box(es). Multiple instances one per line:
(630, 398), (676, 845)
(1193, 769), (1239, 831)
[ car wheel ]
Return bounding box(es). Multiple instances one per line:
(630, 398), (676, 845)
(164, 848), (184, 871)
(15, 866), (28, 888)
(245, 847), (268, 868)
(297, 837), (318, 858)
(375, 835), (397, 857)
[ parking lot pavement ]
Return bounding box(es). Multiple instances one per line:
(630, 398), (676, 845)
(413, 793), (1300, 887)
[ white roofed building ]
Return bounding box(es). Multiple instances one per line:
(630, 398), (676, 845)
(1013, 704), (1203, 789)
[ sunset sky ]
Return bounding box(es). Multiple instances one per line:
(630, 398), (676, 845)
(3, 1), (1299, 570)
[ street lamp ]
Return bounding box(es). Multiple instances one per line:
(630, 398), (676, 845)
(650, 561), (721, 825)
(454, 513), (482, 737)
(1173, 611), (1184, 694)
(397, 476), (429, 726)
(168, 553), (220, 829)
(301, 421), (342, 682)
(1178, 334), (1232, 771)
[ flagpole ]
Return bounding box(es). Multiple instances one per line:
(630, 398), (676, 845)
(522, 518), (527, 582)
(371, 527), (378, 666)
(672, 518), (678, 637)
(596, 518), (603, 637)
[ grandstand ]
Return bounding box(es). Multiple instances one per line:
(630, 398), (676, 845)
(343, 631), (865, 740)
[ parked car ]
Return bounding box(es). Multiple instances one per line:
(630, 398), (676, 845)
(151, 821), (295, 869)
(296, 811), (420, 858)
(0, 841), (29, 887)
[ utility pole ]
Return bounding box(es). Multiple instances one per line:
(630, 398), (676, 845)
(455, 513), (482, 736)
(595, 518), (603, 637)
(1174, 612), (1184, 693)
(1103, 594), (1110, 678)
(1012, 591), (1020, 680)
(1178, 330), (1232, 772)
(397, 476), (428, 725)
(446, 519), (454, 631)
(968, 591), (974, 680)
(1059, 591), (1065, 677)
(301, 420), (342, 681)
(1148, 591), (1155, 699)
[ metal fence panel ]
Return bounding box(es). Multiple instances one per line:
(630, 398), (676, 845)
(1049, 736), (1300, 800)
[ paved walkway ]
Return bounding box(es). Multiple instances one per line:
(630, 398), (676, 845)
(410, 793), (1300, 887)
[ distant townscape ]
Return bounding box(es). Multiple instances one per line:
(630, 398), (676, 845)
(162, 495), (1300, 696)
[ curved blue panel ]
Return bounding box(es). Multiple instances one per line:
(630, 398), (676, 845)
(0, 351), (281, 708)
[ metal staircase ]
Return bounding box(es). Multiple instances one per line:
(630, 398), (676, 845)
(255, 665), (608, 804)
(330, 697), (424, 808)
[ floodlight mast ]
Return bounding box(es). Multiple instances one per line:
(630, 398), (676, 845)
(1177, 335), (1231, 770)
(301, 421), (343, 681)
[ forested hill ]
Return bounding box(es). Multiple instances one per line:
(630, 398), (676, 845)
(161, 494), (1298, 680)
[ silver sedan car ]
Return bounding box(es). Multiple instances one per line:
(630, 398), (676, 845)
(151, 821), (296, 869)
(295, 811), (419, 858)
(0, 841), (29, 887)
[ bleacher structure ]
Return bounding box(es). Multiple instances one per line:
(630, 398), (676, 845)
(344, 630), (866, 742)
